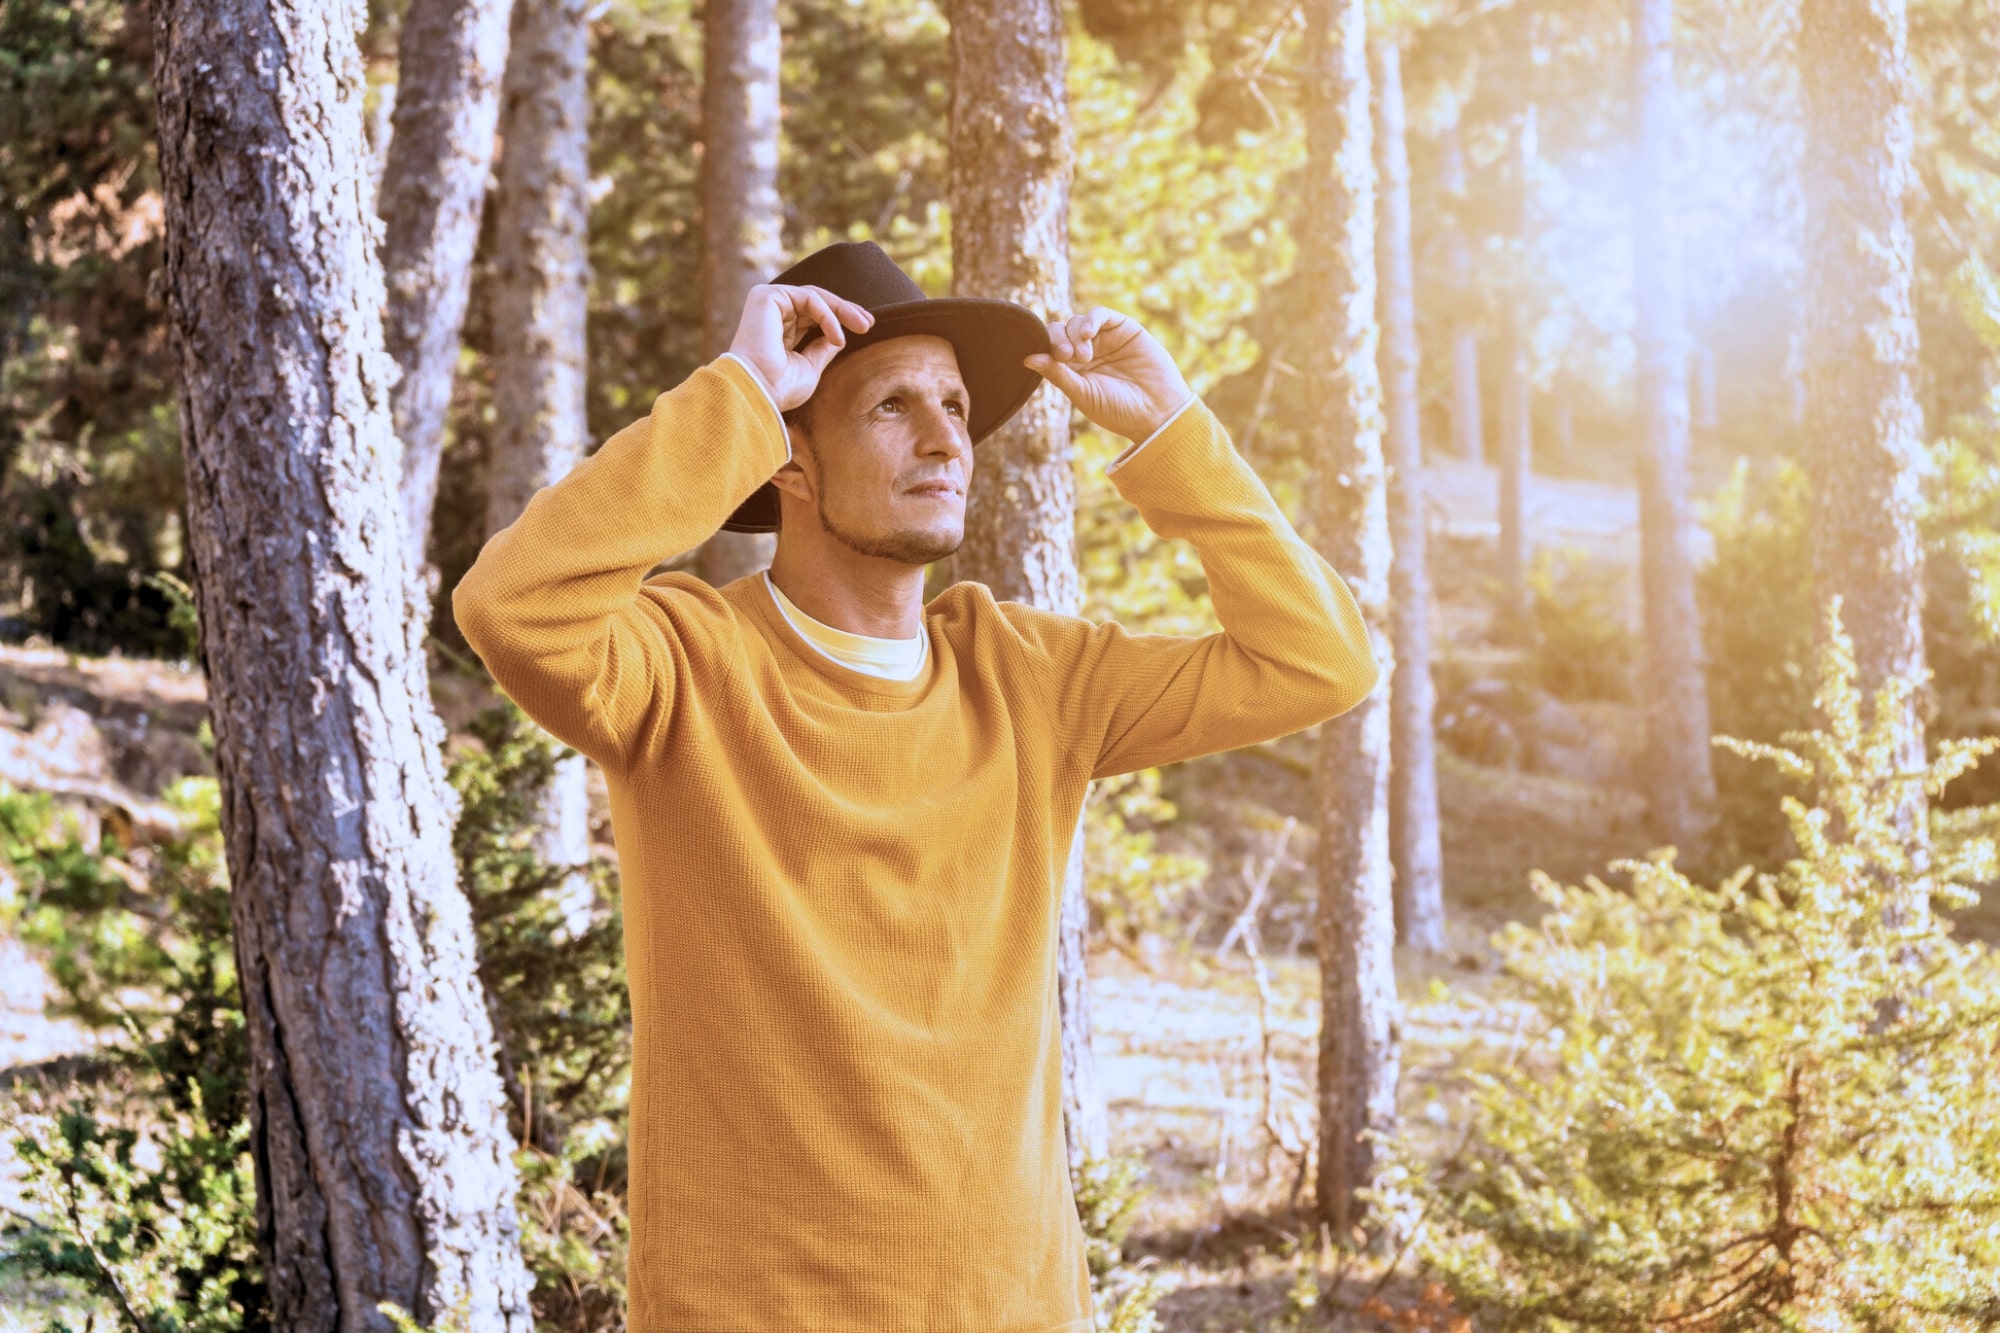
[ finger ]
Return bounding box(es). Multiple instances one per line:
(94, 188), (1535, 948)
(793, 288), (844, 347)
(804, 334), (844, 374)
(1023, 352), (1088, 398)
(839, 297), (876, 333)
(1066, 313), (1096, 361)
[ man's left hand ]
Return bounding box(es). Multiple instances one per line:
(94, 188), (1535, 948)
(1023, 308), (1194, 443)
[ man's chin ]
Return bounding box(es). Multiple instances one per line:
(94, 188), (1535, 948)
(822, 512), (962, 566)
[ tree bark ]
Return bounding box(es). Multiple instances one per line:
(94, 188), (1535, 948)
(1495, 107), (1535, 637)
(379, 0), (517, 576)
(1631, 0), (1718, 852)
(149, 0), (534, 1326)
(1302, 0), (1400, 1244)
(1371, 35), (1444, 956)
(947, 0), (1110, 1175)
(1440, 115), (1483, 466)
(692, 0), (787, 587)
(488, 0), (595, 921)
(1799, 0), (1931, 910)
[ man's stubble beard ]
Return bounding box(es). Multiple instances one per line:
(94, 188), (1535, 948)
(806, 450), (963, 566)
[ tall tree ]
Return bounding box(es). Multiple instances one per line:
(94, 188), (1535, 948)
(486, 0), (594, 909)
(692, 0), (787, 587)
(1630, 0), (1717, 849)
(1799, 0), (1931, 910)
(1495, 104), (1535, 634)
(378, 0), (517, 577)
(1303, 0), (1400, 1241)
(1372, 33), (1445, 954)
(947, 0), (1110, 1172)
(1440, 109), (1484, 466)
(148, 0), (534, 1325)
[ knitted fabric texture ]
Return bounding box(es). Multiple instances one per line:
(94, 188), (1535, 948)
(452, 353), (1380, 1333)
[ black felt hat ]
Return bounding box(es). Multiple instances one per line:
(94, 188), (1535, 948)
(720, 240), (1053, 533)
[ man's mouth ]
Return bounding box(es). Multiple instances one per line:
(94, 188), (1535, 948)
(908, 482), (959, 498)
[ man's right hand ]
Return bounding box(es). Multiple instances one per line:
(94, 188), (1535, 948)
(728, 284), (876, 411)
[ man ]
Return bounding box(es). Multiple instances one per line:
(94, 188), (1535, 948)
(454, 240), (1378, 1332)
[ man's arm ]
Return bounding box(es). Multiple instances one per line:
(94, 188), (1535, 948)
(454, 283), (869, 773)
(1001, 390), (1380, 780)
(451, 353), (789, 774)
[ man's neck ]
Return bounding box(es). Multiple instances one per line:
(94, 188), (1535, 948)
(766, 541), (927, 640)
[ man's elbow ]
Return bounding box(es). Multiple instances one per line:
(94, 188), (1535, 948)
(1315, 644), (1381, 721)
(450, 559), (500, 659)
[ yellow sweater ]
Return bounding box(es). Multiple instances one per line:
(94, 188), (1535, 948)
(452, 353), (1379, 1333)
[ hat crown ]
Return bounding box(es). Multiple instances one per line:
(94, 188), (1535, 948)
(769, 240), (927, 312)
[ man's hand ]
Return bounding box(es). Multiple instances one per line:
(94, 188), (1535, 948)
(1023, 308), (1194, 443)
(728, 284), (876, 411)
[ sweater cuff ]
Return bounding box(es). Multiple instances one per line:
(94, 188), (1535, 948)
(1106, 392), (1199, 476)
(716, 351), (792, 464)
(1106, 391), (1200, 477)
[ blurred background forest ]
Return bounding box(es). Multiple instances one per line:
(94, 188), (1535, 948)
(2, 0), (2000, 1325)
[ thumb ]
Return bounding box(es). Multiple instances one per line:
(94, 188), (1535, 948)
(1024, 353), (1089, 400)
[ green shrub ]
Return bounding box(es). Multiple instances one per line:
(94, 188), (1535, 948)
(1394, 596), (2000, 1329)
(1521, 546), (1635, 704)
(1082, 767), (1208, 960)
(0, 778), (264, 1333)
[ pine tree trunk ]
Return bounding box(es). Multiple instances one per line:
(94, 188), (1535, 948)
(1631, 0), (1717, 852)
(1441, 117), (1483, 467)
(149, 1), (534, 1326)
(1371, 35), (1444, 956)
(1495, 108), (1534, 637)
(488, 0), (595, 927)
(1302, 0), (1400, 1243)
(1799, 0), (1931, 911)
(379, 0), (516, 576)
(1496, 310), (1531, 633)
(692, 0), (787, 587)
(947, 0), (1109, 1175)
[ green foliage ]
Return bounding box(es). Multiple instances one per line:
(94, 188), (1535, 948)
(1396, 597), (2000, 1330)
(1070, 1149), (1168, 1333)
(1521, 546), (1634, 704)
(1082, 767), (1208, 959)
(0, 0), (186, 655)
(451, 703), (630, 1145)
(0, 778), (264, 1333)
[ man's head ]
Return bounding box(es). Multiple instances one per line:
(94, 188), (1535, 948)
(767, 334), (972, 567)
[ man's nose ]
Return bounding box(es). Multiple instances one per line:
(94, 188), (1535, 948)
(917, 402), (971, 457)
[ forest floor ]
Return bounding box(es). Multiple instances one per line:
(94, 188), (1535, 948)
(0, 457), (1729, 1329)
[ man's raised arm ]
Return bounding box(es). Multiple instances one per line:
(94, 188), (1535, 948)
(1002, 308), (1380, 780)
(453, 283), (874, 773)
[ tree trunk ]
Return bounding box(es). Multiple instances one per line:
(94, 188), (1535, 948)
(1441, 116), (1483, 467)
(1630, 0), (1718, 853)
(692, 0), (787, 587)
(488, 0), (595, 927)
(1553, 393), (1574, 468)
(1799, 0), (1931, 911)
(379, 0), (517, 577)
(1302, 0), (1399, 1244)
(1690, 340), (1718, 431)
(149, 0), (534, 1327)
(1371, 35), (1444, 956)
(947, 0), (1109, 1176)
(1495, 107), (1535, 637)
(1496, 310), (1531, 634)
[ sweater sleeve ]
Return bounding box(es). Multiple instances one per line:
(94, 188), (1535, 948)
(999, 395), (1380, 781)
(451, 354), (791, 775)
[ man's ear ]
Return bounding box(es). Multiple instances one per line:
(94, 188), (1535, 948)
(768, 456), (812, 505)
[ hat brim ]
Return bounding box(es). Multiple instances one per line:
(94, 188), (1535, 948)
(719, 297), (1052, 534)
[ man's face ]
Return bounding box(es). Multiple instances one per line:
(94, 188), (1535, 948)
(775, 334), (972, 567)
